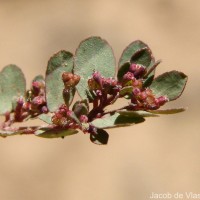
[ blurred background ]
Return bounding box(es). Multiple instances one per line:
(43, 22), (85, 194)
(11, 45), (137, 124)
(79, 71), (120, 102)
(0, 0), (199, 199)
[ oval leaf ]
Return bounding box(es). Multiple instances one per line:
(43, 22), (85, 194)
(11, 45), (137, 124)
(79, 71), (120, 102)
(147, 108), (186, 114)
(130, 47), (152, 66)
(117, 110), (158, 117)
(117, 62), (130, 82)
(119, 86), (133, 96)
(143, 74), (154, 88)
(74, 36), (116, 99)
(63, 88), (76, 107)
(45, 51), (74, 112)
(0, 64), (26, 115)
(90, 129), (109, 145)
(144, 60), (161, 79)
(38, 113), (53, 124)
(32, 75), (44, 82)
(91, 113), (145, 129)
(72, 100), (89, 118)
(46, 50), (73, 75)
(150, 71), (188, 101)
(119, 40), (155, 69)
(35, 127), (78, 138)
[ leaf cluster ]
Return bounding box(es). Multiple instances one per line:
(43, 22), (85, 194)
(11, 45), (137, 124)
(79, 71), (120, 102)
(0, 37), (188, 144)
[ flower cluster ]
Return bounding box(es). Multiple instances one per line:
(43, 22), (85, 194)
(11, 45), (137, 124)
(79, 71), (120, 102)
(14, 78), (48, 122)
(51, 103), (88, 131)
(0, 37), (187, 144)
(62, 72), (80, 89)
(88, 71), (118, 96)
(122, 63), (168, 110)
(131, 88), (168, 110)
(87, 63), (168, 113)
(52, 105), (74, 127)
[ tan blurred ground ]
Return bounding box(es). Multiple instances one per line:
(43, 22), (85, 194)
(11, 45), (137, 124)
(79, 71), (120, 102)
(0, 0), (199, 199)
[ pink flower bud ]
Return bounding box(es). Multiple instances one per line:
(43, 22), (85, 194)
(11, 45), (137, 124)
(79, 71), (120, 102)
(132, 79), (143, 88)
(22, 102), (30, 111)
(66, 110), (73, 118)
(88, 78), (99, 90)
(79, 115), (88, 123)
(62, 72), (74, 82)
(17, 97), (24, 106)
(103, 78), (117, 87)
(123, 72), (134, 81)
(96, 90), (102, 96)
(62, 72), (80, 89)
(96, 113), (102, 118)
(129, 63), (146, 78)
(52, 113), (63, 125)
(156, 96), (168, 106)
(31, 96), (44, 106)
(145, 89), (154, 96)
(58, 104), (68, 116)
(73, 74), (80, 85)
(146, 96), (155, 105)
(32, 81), (45, 96)
(133, 88), (141, 96)
(92, 71), (103, 88)
(41, 106), (48, 113)
(139, 91), (148, 100)
(32, 81), (41, 89)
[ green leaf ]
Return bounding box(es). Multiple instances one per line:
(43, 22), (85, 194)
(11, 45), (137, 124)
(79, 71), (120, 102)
(38, 113), (53, 124)
(117, 110), (158, 117)
(130, 47), (152, 66)
(91, 113), (145, 129)
(90, 129), (109, 145)
(143, 75), (154, 88)
(144, 60), (161, 78)
(86, 90), (97, 102)
(30, 75), (45, 98)
(67, 111), (82, 126)
(63, 88), (76, 107)
(119, 40), (155, 69)
(45, 51), (74, 112)
(150, 71), (188, 101)
(0, 64), (26, 115)
(147, 108), (186, 114)
(119, 86), (133, 96)
(117, 62), (130, 82)
(72, 100), (89, 118)
(118, 41), (155, 81)
(74, 36), (116, 99)
(35, 127), (78, 138)
(46, 50), (73, 75)
(32, 75), (44, 82)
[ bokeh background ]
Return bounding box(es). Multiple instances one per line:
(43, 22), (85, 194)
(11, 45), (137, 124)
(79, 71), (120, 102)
(0, 0), (199, 199)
